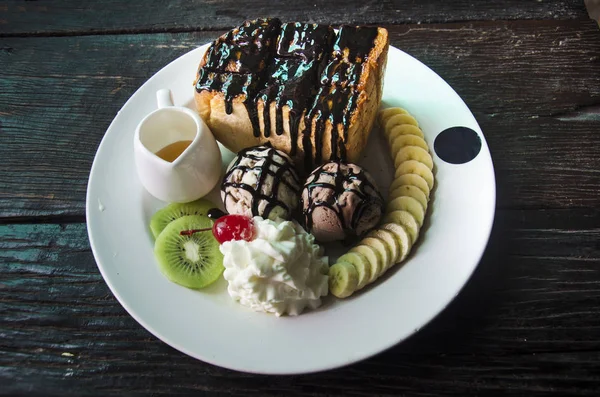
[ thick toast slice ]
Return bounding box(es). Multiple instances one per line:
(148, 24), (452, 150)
(194, 19), (389, 172)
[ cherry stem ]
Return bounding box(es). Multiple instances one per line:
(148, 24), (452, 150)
(179, 228), (211, 236)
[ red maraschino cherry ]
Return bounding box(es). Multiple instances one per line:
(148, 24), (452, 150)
(179, 214), (255, 244)
(212, 214), (255, 244)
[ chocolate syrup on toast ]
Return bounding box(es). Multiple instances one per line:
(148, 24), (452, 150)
(195, 19), (379, 171)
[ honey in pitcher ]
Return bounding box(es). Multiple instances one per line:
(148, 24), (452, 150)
(155, 140), (193, 162)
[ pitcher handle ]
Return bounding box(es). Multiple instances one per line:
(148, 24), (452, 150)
(156, 89), (174, 109)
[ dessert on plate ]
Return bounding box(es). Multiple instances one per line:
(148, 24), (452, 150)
(301, 161), (384, 243)
(139, 15), (436, 315)
(194, 18), (389, 170)
(221, 145), (301, 221)
(220, 216), (329, 316)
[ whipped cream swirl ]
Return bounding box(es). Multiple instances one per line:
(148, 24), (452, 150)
(220, 217), (329, 316)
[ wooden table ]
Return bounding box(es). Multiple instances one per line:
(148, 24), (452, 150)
(2, 1), (600, 395)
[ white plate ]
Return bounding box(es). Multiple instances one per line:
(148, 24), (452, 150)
(86, 44), (495, 374)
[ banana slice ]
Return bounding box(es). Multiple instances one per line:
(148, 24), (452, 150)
(389, 185), (428, 210)
(380, 223), (413, 262)
(387, 196), (425, 226)
(387, 124), (425, 141)
(378, 107), (408, 125)
(395, 160), (435, 190)
(382, 210), (420, 244)
(384, 113), (419, 132)
(360, 237), (391, 276)
(349, 245), (383, 282)
(391, 134), (429, 153)
(367, 229), (401, 265)
(329, 262), (358, 298)
(390, 173), (431, 198)
(394, 146), (434, 171)
(337, 252), (371, 289)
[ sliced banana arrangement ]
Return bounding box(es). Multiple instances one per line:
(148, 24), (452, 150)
(329, 107), (435, 298)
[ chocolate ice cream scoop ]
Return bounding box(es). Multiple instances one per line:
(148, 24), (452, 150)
(222, 145), (301, 220)
(301, 161), (384, 242)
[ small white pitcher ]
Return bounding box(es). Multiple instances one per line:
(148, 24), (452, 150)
(134, 89), (222, 203)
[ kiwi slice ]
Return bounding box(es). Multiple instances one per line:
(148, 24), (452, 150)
(154, 215), (224, 289)
(150, 199), (215, 239)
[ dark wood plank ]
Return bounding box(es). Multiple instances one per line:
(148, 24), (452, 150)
(1, 20), (600, 219)
(2, 208), (600, 395)
(0, 0), (589, 36)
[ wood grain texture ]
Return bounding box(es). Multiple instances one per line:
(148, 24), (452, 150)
(0, 0), (589, 36)
(1, 20), (600, 218)
(1, 209), (600, 395)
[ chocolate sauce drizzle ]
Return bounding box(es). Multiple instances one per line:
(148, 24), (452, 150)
(195, 18), (281, 137)
(302, 161), (384, 239)
(332, 26), (379, 63)
(207, 208), (227, 220)
(301, 26), (378, 170)
(256, 56), (320, 154)
(302, 85), (359, 170)
(221, 145), (301, 220)
(195, 19), (379, 170)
